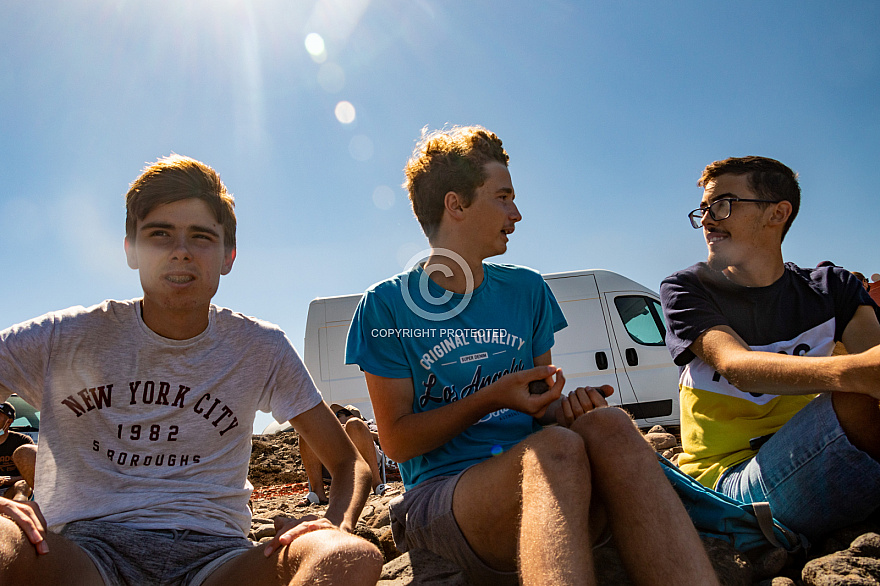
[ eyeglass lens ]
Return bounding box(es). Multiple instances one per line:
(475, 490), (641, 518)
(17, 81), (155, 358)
(690, 199), (732, 228)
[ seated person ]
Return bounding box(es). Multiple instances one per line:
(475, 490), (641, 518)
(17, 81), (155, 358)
(0, 402), (35, 501)
(345, 125), (718, 585)
(0, 155), (382, 586)
(300, 403), (386, 505)
(661, 155), (880, 542)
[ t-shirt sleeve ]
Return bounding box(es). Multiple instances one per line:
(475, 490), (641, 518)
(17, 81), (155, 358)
(345, 287), (412, 379)
(829, 267), (880, 340)
(660, 268), (729, 366)
(532, 277), (568, 358)
(0, 313), (58, 408)
(259, 331), (323, 423)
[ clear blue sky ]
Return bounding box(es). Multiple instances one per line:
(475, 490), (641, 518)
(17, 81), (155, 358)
(2, 1), (878, 434)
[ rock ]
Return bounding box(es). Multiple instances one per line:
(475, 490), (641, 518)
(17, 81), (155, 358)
(378, 549), (471, 585)
(802, 532), (880, 586)
(747, 546), (790, 580)
(756, 578), (797, 586)
(376, 525), (403, 564)
(644, 432), (678, 451)
(702, 537), (753, 586)
(802, 554), (880, 585)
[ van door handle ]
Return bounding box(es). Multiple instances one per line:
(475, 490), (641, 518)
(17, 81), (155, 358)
(595, 351), (608, 370)
(625, 348), (638, 366)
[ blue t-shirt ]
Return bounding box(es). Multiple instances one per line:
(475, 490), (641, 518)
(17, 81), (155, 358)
(345, 262), (567, 489)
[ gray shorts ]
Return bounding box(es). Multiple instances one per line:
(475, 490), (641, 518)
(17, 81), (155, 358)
(389, 470), (519, 586)
(60, 520), (254, 586)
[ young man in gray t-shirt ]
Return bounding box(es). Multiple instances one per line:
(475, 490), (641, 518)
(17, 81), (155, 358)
(0, 155), (382, 585)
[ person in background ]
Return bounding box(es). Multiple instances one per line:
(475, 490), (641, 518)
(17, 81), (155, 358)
(299, 403), (387, 505)
(0, 401), (35, 501)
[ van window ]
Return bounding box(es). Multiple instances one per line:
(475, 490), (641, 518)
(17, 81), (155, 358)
(613, 296), (666, 346)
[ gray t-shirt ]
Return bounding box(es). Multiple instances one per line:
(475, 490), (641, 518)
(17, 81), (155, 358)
(0, 299), (321, 537)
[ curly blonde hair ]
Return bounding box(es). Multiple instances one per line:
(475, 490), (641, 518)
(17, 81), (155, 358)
(404, 126), (509, 238)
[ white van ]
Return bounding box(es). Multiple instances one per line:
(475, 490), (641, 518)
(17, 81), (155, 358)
(302, 269), (679, 429)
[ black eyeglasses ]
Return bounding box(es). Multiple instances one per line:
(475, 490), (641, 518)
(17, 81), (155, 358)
(688, 197), (780, 229)
(335, 409), (353, 419)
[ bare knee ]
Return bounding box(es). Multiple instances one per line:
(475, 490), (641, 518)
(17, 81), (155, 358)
(0, 518), (31, 577)
(524, 427), (589, 474)
(343, 418), (370, 441)
(283, 530), (383, 586)
(571, 406), (639, 441)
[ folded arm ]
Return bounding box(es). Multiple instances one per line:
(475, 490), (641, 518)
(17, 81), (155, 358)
(691, 305), (880, 399)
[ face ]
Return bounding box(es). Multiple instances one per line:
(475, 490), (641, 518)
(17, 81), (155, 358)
(699, 174), (775, 272)
(0, 413), (11, 435)
(125, 198), (235, 335)
(460, 162), (521, 259)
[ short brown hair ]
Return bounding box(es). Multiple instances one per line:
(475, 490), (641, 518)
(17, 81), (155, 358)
(403, 126), (509, 238)
(698, 156), (800, 241)
(125, 155), (236, 250)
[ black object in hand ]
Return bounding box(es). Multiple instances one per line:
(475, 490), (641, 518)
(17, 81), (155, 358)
(528, 380), (550, 395)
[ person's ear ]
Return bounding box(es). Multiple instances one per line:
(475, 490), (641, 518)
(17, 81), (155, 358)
(767, 200), (792, 228)
(124, 238), (138, 270)
(444, 191), (466, 220)
(221, 247), (236, 276)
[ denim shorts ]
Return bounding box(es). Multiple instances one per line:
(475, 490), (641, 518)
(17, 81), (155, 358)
(389, 470), (520, 586)
(60, 520), (254, 586)
(718, 393), (880, 540)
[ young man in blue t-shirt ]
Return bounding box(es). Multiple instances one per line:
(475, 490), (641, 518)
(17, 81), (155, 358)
(661, 156), (880, 541)
(347, 126), (718, 585)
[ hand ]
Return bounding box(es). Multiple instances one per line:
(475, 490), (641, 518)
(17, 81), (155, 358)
(263, 514), (338, 557)
(0, 476), (12, 486)
(556, 385), (615, 427)
(0, 496), (49, 554)
(504, 366), (565, 419)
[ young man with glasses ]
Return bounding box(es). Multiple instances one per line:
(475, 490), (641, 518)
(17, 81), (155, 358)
(660, 155), (880, 542)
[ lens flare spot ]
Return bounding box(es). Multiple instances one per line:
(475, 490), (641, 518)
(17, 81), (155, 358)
(334, 101), (356, 124)
(304, 33), (326, 62)
(372, 185), (394, 210)
(349, 134), (374, 161)
(490, 445), (503, 456)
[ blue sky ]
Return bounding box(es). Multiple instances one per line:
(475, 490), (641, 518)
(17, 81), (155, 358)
(2, 1), (878, 434)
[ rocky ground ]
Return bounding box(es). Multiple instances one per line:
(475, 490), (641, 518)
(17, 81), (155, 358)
(247, 430), (880, 585)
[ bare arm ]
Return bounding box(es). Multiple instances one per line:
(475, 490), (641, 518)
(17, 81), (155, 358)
(691, 305), (880, 398)
(366, 362), (563, 463)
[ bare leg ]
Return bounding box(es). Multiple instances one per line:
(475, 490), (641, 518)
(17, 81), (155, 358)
(571, 407), (720, 585)
(343, 419), (382, 491)
(203, 528), (382, 586)
(833, 392), (880, 461)
(452, 426), (596, 585)
(0, 517), (103, 586)
(13, 445), (36, 489)
(299, 435), (328, 502)
(3, 481), (32, 502)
